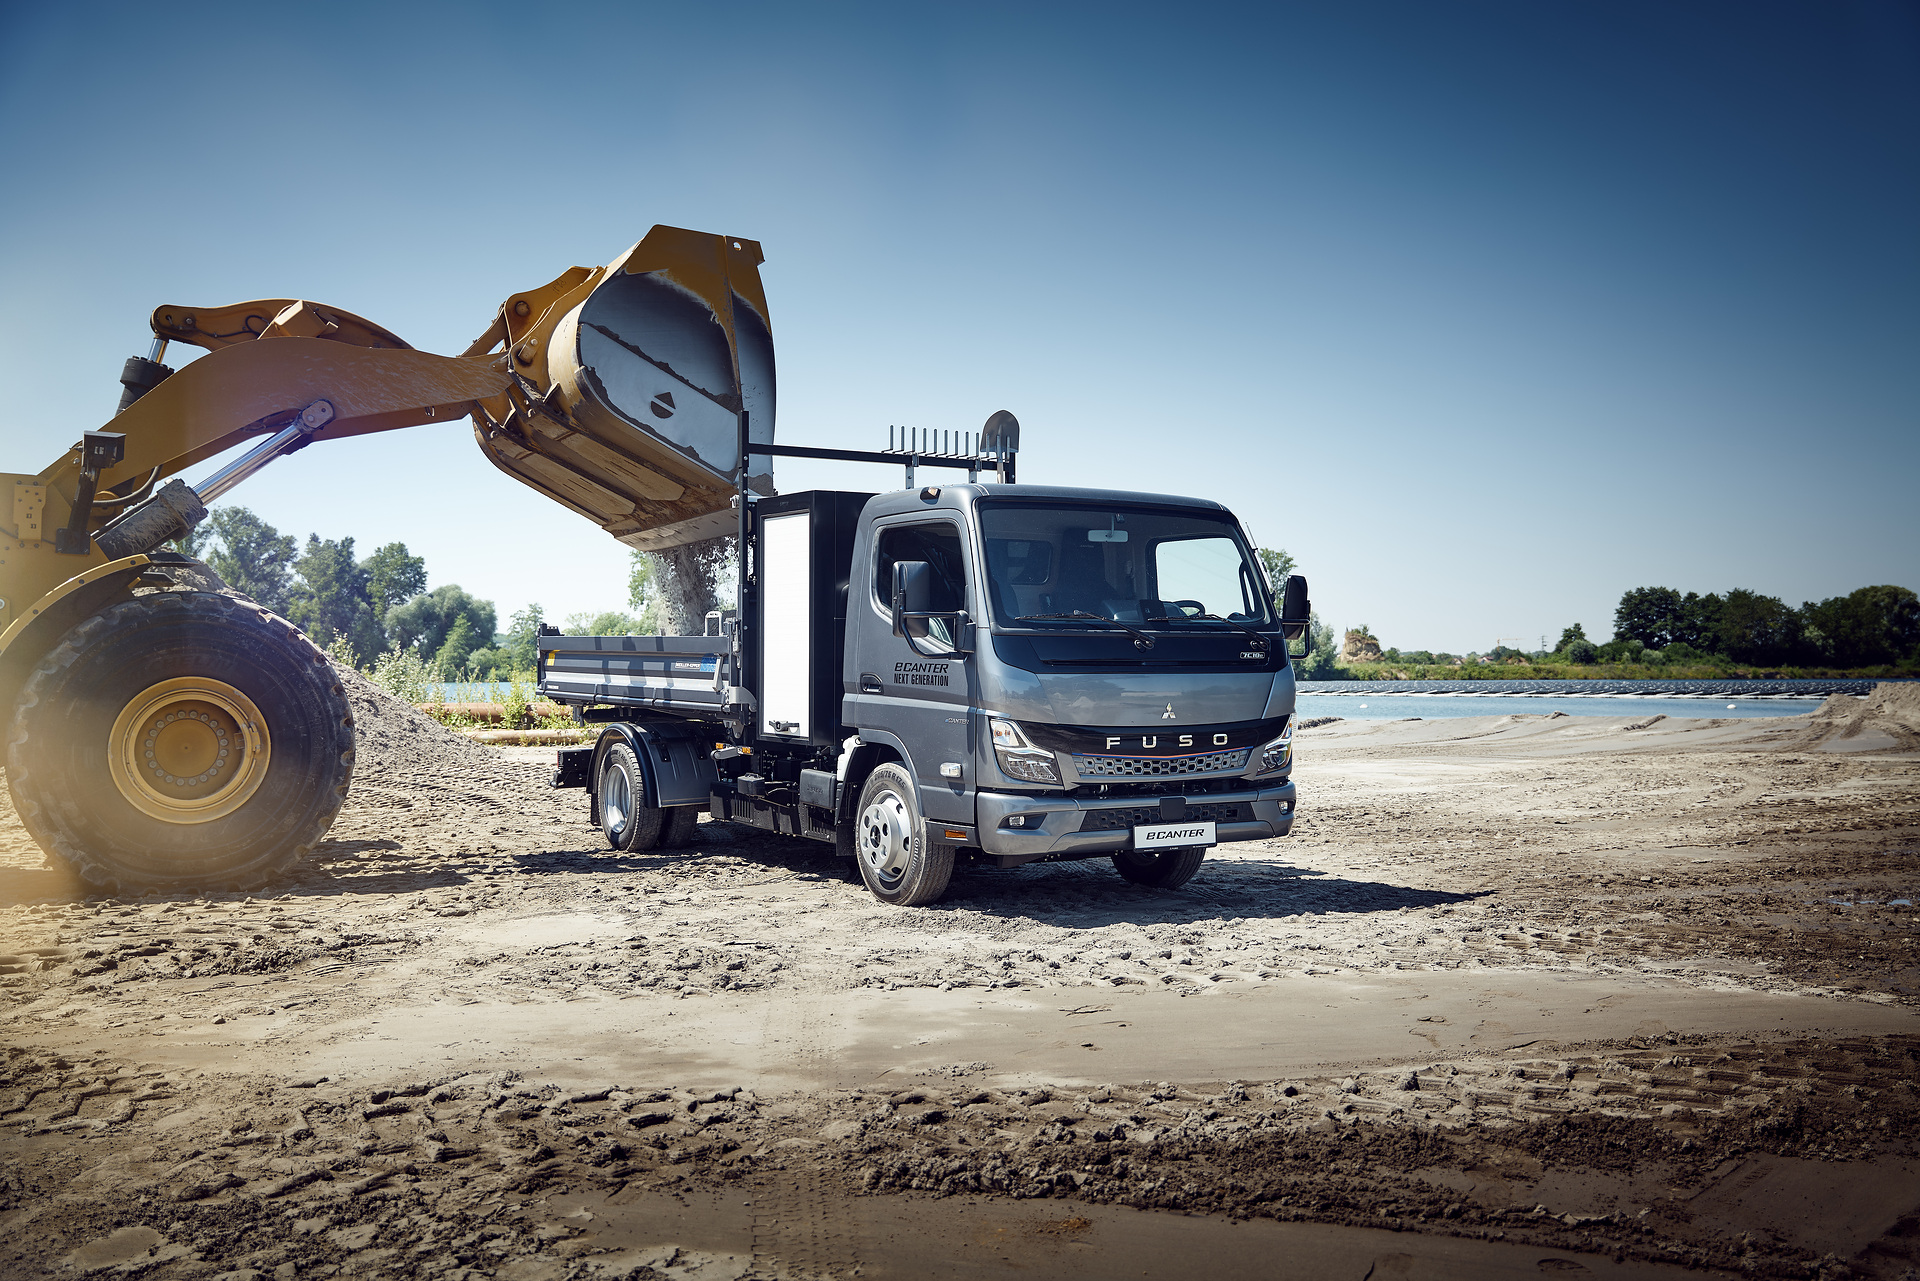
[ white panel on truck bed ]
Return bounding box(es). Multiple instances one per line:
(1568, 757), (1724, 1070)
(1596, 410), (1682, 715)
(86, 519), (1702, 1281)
(759, 509), (812, 739)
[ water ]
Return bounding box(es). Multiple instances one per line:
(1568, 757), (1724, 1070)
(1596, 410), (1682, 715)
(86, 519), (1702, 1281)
(1292, 678), (1881, 720)
(1296, 692), (1829, 720)
(432, 682), (517, 703)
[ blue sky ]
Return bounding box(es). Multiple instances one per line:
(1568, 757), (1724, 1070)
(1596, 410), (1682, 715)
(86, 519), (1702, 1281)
(3, 1), (1915, 652)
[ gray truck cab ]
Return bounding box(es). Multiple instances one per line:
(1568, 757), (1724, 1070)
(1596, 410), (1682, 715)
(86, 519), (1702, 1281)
(839, 482), (1296, 882)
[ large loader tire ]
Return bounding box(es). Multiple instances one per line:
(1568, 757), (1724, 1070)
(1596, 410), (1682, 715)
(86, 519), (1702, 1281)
(5, 591), (355, 893)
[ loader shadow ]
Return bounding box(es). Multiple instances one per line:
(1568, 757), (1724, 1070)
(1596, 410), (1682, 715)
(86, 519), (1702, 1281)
(0, 865), (92, 907)
(283, 838), (482, 897)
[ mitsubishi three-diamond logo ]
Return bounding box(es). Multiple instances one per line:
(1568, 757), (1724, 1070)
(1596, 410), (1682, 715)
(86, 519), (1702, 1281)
(1162, 703), (1176, 719)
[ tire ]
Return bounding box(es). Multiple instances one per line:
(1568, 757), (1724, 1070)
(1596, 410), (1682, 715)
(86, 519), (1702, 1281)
(5, 591), (354, 893)
(598, 744), (663, 852)
(852, 762), (952, 906)
(659, 805), (700, 848)
(1112, 845), (1207, 890)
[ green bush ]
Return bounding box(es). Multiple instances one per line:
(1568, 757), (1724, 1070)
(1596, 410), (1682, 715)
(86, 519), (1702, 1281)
(1658, 641), (1714, 665)
(1596, 638), (1645, 664)
(1295, 647), (1344, 679)
(503, 676), (534, 729)
(369, 644), (440, 705)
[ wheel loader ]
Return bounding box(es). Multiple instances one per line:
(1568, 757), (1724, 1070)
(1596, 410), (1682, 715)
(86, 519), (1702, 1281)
(0, 225), (778, 893)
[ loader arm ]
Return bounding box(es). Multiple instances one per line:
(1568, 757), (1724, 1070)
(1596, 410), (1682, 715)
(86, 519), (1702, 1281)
(7, 340), (513, 636)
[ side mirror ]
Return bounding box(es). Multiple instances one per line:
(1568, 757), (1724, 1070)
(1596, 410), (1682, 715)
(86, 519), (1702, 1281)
(1280, 574), (1311, 641)
(891, 561), (933, 639)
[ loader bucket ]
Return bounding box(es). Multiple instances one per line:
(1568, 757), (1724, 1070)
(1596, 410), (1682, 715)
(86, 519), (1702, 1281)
(475, 227), (776, 553)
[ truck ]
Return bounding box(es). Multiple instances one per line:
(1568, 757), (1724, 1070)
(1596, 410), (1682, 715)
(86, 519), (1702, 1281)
(0, 223), (1307, 902)
(540, 415), (1311, 905)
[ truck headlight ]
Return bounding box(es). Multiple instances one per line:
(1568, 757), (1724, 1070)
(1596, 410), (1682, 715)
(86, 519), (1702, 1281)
(989, 718), (1061, 785)
(1250, 724), (1293, 777)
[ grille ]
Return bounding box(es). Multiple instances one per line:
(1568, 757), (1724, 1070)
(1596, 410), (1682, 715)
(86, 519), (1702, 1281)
(1079, 802), (1247, 832)
(1070, 748), (1251, 778)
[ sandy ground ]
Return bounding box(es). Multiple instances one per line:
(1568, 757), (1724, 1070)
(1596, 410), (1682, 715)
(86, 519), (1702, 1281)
(1, 677), (1917, 1280)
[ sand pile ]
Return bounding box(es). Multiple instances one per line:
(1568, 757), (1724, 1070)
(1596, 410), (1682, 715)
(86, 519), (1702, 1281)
(1863, 678), (1920, 726)
(1805, 680), (1920, 751)
(301, 661), (584, 887)
(330, 662), (498, 777)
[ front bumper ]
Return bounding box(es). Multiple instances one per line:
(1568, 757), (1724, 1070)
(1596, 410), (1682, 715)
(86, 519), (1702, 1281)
(974, 778), (1296, 866)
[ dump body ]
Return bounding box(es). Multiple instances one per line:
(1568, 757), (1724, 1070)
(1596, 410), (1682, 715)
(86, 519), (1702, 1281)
(539, 634), (732, 716)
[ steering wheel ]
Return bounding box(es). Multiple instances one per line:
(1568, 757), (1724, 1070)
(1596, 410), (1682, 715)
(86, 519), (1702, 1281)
(1170, 599), (1205, 618)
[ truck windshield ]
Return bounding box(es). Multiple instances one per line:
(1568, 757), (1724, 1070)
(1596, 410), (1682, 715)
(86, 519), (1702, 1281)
(978, 502), (1271, 629)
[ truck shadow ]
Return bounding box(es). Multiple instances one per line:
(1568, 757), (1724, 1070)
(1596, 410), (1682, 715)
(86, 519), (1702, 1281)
(496, 832), (1490, 928)
(941, 857), (1491, 926)
(0, 824), (1483, 927)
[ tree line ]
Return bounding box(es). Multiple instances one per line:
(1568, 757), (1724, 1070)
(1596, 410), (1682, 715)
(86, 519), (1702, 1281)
(178, 506), (668, 682)
(1586, 584), (1919, 669)
(1257, 546), (1917, 676)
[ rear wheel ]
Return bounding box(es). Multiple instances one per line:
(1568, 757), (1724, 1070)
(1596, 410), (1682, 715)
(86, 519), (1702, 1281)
(659, 805), (701, 848)
(853, 762), (952, 906)
(1112, 845), (1207, 889)
(5, 591), (355, 892)
(598, 744), (663, 852)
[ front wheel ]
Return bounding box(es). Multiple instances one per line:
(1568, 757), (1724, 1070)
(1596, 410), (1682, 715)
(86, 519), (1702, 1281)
(1112, 845), (1207, 889)
(5, 591), (355, 892)
(852, 762), (952, 906)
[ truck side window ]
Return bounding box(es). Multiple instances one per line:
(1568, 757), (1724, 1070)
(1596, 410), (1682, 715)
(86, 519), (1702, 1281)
(875, 523), (967, 612)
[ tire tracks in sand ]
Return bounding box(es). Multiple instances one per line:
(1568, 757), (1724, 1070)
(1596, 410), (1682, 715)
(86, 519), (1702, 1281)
(750, 993), (864, 1279)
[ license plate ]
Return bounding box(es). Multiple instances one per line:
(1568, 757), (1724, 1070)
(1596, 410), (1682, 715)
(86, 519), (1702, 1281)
(1133, 820), (1217, 850)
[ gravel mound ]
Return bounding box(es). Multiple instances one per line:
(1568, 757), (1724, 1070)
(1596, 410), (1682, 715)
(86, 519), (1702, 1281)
(1806, 680), (1920, 749)
(301, 662), (583, 890)
(333, 663), (497, 777)
(1864, 679), (1920, 727)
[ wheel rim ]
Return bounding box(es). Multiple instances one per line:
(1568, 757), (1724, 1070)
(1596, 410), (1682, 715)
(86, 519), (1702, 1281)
(858, 791), (914, 886)
(604, 761), (632, 838)
(108, 677), (271, 824)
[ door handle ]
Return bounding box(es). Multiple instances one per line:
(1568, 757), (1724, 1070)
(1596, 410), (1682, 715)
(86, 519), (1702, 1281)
(859, 673), (883, 695)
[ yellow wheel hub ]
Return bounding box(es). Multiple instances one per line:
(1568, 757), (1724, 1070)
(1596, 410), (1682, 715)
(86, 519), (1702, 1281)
(108, 677), (271, 823)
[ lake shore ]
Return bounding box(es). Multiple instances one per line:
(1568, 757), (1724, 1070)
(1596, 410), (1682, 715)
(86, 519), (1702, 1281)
(1325, 660), (1917, 682)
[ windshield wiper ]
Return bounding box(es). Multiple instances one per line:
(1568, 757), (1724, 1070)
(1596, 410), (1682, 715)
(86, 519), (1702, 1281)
(1014, 611), (1156, 651)
(1175, 613), (1271, 652)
